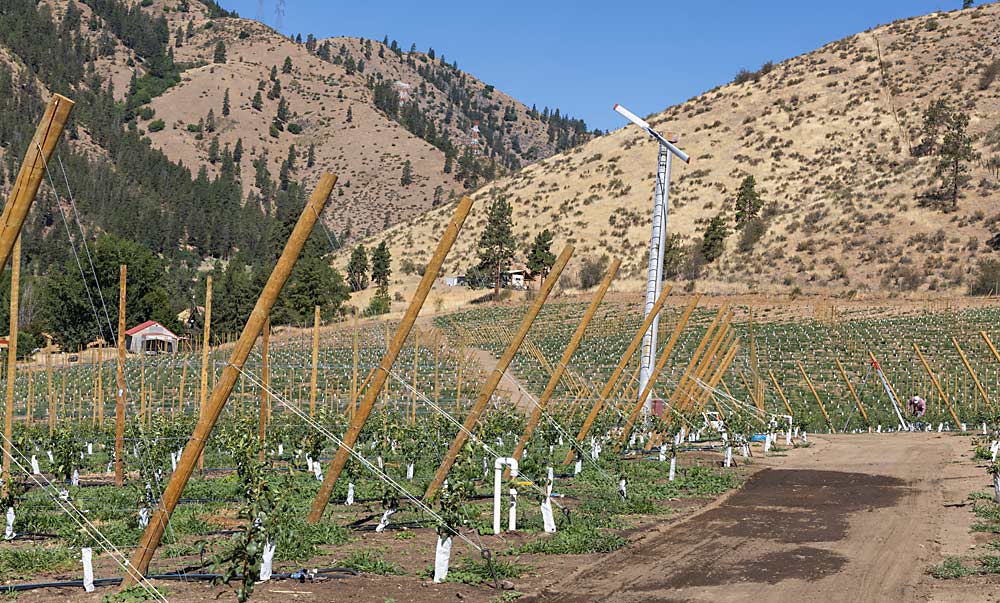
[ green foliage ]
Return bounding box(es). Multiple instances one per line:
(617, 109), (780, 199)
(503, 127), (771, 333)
(477, 196), (516, 296)
(443, 556), (528, 585)
(737, 217), (767, 253)
(526, 229), (556, 281)
(371, 241), (392, 288)
(103, 585), (164, 602)
(701, 214), (729, 263)
(733, 175), (763, 228)
(0, 546), (76, 581)
(339, 549), (404, 575)
(400, 160), (414, 186)
(347, 245), (369, 291)
(365, 284), (391, 316)
(511, 523), (626, 555)
(930, 556), (972, 579)
(213, 40), (227, 63)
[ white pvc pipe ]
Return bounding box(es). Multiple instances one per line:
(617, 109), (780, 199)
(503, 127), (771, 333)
(493, 457), (518, 535)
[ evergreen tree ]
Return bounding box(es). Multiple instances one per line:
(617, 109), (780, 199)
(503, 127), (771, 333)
(701, 214), (729, 263)
(366, 284), (390, 316)
(936, 109), (978, 210)
(208, 136), (220, 164)
(527, 229), (556, 282)
(282, 56), (293, 74)
(371, 241), (391, 288)
(346, 105), (353, 123)
(251, 90), (263, 111)
(400, 160), (413, 186)
(347, 244), (369, 291)
(733, 174), (763, 228)
(222, 88), (231, 116)
(477, 196), (516, 299)
(213, 40), (227, 63)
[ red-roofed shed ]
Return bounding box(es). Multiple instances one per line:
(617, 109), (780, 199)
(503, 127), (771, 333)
(125, 321), (178, 354)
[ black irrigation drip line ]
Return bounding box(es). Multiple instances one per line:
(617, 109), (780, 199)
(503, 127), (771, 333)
(0, 568), (359, 594)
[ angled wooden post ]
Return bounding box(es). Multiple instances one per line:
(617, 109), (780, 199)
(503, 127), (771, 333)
(123, 174), (337, 583)
(310, 305), (320, 417)
(673, 309), (731, 414)
(308, 197), (473, 521)
(618, 295), (700, 447)
(694, 342), (740, 414)
(686, 330), (736, 413)
(953, 337), (993, 412)
(797, 360), (835, 433)
(115, 265), (127, 486)
(512, 258), (620, 462)
(562, 286), (674, 464)
(664, 305), (728, 410)
(980, 332), (1000, 366)
(1, 237), (20, 492)
(913, 343), (962, 427)
(197, 275), (212, 471)
(423, 245), (574, 501)
(834, 357), (869, 426)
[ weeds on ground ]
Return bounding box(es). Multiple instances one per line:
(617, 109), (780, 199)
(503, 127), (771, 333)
(971, 500), (1000, 533)
(930, 556), (972, 579)
(339, 549), (404, 575)
(440, 556), (529, 586)
(0, 547), (77, 581)
(102, 586), (168, 602)
(509, 523), (626, 555)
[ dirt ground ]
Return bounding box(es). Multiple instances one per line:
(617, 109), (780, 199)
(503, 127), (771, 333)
(10, 432), (1000, 602)
(528, 432), (1000, 603)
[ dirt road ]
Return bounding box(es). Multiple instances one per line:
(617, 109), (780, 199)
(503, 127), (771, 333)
(527, 433), (966, 603)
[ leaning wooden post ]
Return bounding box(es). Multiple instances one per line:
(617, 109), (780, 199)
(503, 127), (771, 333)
(257, 317), (270, 461)
(122, 174), (338, 583)
(693, 342), (740, 414)
(350, 314), (358, 418)
(411, 328), (419, 423)
(797, 360), (836, 433)
(767, 370), (793, 416)
(115, 265), (127, 486)
(834, 357), (869, 427)
(197, 276), (212, 470)
(0, 95), (74, 272)
(1, 237), (21, 492)
(512, 258), (620, 462)
(308, 196), (473, 522)
(309, 305), (320, 417)
(674, 318), (731, 416)
(617, 295), (700, 448)
(423, 245), (574, 501)
(913, 343), (962, 427)
(562, 287), (675, 464)
(666, 306), (729, 411)
(953, 337), (994, 413)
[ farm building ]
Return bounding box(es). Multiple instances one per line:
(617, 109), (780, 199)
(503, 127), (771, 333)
(125, 321), (179, 354)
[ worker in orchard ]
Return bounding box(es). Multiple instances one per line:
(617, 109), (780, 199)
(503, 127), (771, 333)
(908, 395), (926, 418)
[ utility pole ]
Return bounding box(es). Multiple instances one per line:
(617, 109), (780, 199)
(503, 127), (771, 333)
(613, 104), (690, 416)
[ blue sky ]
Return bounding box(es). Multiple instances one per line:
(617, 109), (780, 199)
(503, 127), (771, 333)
(220, 0), (971, 131)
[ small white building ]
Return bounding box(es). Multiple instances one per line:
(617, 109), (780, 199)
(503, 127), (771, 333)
(125, 321), (179, 354)
(443, 275), (466, 287)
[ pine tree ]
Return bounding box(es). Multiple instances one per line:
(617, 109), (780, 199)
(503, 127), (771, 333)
(346, 105), (353, 123)
(222, 88), (231, 116)
(733, 175), (763, 228)
(251, 91), (263, 111)
(307, 144), (316, 168)
(527, 229), (556, 283)
(400, 160), (413, 186)
(371, 241), (392, 288)
(701, 214), (729, 263)
(282, 56), (293, 74)
(936, 109), (978, 210)
(213, 40), (227, 63)
(208, 137), (220, 164)
(347, 244), (369, 291)
(477, 196), (516, 299)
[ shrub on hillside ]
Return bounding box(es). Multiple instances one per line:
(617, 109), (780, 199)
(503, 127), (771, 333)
(969, 259), (1000, 295)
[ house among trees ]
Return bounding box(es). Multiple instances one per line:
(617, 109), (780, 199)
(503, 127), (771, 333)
(125, 321), (180, 354)
(505, 262), (528, 290)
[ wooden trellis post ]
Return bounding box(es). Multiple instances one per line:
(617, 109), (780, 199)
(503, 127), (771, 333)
(512, 258), (620, 462)
(115, 265), (127, 486)
(123, 174), (338, 584)
(350, 314), (358, 418)
(797, 360), (836, 433)
(258, 317), (270, 461)
(46, 338), (54, 435)
(665, 306), (729, 412)
(2, 236), (20, 491)
(309, 305), (320, 417)
(198, 275), (212, 471)
(423, 245), (574, 501)
(834, 357), (870, 427)
(952, 337), (993, 413)
(308, 196), (473, 521)
(913, 343), (962, 427)
(693, 343), (740, 414)
(618, 295), (700, 447)
(563, 287), (676, 464)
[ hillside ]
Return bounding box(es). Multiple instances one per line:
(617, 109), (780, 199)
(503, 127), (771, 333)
(354, 2), (1000, 299)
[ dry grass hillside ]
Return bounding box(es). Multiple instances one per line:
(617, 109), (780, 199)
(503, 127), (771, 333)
(350, 3), (1000, 302)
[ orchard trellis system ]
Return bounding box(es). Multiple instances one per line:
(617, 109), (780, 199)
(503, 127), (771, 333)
(2, 96), (1000, 602)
